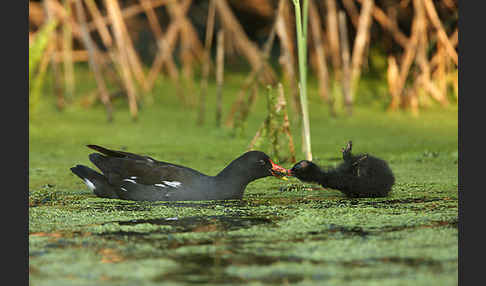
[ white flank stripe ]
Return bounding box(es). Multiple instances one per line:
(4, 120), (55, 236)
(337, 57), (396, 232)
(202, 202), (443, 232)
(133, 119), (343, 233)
(130, 176), (137, 179)
(84, 179), (96, 190)
(123, 179), (137, 184)
(154, 184), (167, 188)
(120, 187), (128, 192)
(163, 181), (182, 188)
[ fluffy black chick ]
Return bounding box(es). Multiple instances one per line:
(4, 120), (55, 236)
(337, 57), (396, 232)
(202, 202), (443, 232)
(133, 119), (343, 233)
(290, 141), (395, 198)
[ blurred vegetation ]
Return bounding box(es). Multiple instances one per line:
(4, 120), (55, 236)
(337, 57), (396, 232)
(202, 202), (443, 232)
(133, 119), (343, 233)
(29, 19), (58, 119)
(29, 0), (458, 122)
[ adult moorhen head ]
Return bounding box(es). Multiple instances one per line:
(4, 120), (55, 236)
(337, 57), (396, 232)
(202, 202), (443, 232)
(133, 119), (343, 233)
(70, 145), (290, 201)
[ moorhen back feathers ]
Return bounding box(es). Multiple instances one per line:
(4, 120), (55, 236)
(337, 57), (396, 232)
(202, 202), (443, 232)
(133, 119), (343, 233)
(290, 141), (395, 198)
(71, 145), (288, 201)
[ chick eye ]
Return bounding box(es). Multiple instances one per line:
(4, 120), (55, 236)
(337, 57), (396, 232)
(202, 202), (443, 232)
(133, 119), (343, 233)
(258, 159), (266, 165)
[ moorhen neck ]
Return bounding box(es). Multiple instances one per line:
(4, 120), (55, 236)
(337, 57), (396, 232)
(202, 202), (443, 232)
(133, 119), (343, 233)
(290, 141), (395, 198)
(70, 145), (288, 201)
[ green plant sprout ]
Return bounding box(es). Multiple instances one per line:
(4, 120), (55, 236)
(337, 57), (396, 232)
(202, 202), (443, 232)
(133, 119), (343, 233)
(291, 0), (312, 160)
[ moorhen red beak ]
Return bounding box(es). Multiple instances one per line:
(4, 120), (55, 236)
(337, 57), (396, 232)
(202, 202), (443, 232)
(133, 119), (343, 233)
(269, 160), (291, 179)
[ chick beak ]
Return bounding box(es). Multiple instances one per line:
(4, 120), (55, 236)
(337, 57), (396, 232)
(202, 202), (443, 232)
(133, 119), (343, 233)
(269, 160), (290, 180)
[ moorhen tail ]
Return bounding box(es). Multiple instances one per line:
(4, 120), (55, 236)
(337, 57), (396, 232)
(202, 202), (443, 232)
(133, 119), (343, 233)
(290, 141), (395, 198)
(71, 145), (289, 201)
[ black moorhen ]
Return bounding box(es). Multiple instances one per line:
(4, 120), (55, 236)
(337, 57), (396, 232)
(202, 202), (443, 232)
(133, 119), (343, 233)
(290, 141), (395, 198)
(70, 145), (289, 201)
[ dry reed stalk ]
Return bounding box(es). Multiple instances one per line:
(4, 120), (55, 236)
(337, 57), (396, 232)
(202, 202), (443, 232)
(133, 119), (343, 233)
(29, 32), (34, 45)
(309, 0), (330, 104)
(441, 0), (456, 10)
(421, 78), (448, 106)
(84, 0), (113, 47)
(62, 0), (75, 99)
(408, 86), (419, 116)
(326, 0), (341, 76)
(105, 0), (138, 120)
(387, 56), (399, 109)
(221, 25), (238, 58)
(450, 27), (459, 46)
(357, 0), (409, 48)
(86, 0), (172, 32)
(146, 26), (180, 90)
(215, 30), (225, 127)
(449, 69), (458, 103)
(272, 84), (282, 162)
(414, 0), (431, 107)
(124, 0), (161, 101)
(342, 0), (360, 28)
(248, 84), (295, 163)
(44, 0), (65, 110)
(388, 0), (421, 111)
(412, 0), (444, 108)
(160, 40), (179, 80)
(30, 39), (57, 118)
(139, 0), (178, 81)
(167, 0), (204, 62)
(231, 25), (277, 128)
(146, 2), (194, 90)
(74, 0), (113, 121)
(415, 2), (448, 107)
(106, 0), (148, 92)
(422, 0), (458, 65)
(139, 0), (179, 99)
(38, 41), (56, 83)
(350, 0), (374, 97)
(197, 0), (216, 126)
(400, 0), (411, 9)
(213, 0), (276, 84)
(433, 41), (448, 99)
(47, 0), (90, 52)
(276, 0), (300, 115)
(224, 72), (258, 128)
(168, 1), (203, 105)
(225, 4), (279, 128)
(181, 1), (204, 62)
(140, 0), (163, 38)
(277, 83), (296, 163)
(30, 2), (45, 26)
(46, 0), (112, 68)
(338, 11), (352, 115)
(430, 28), (457, 69)
(84, 0), (134, 93)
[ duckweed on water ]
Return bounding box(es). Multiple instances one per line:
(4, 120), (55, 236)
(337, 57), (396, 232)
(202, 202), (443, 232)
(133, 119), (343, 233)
(30, 80), (457, 285)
